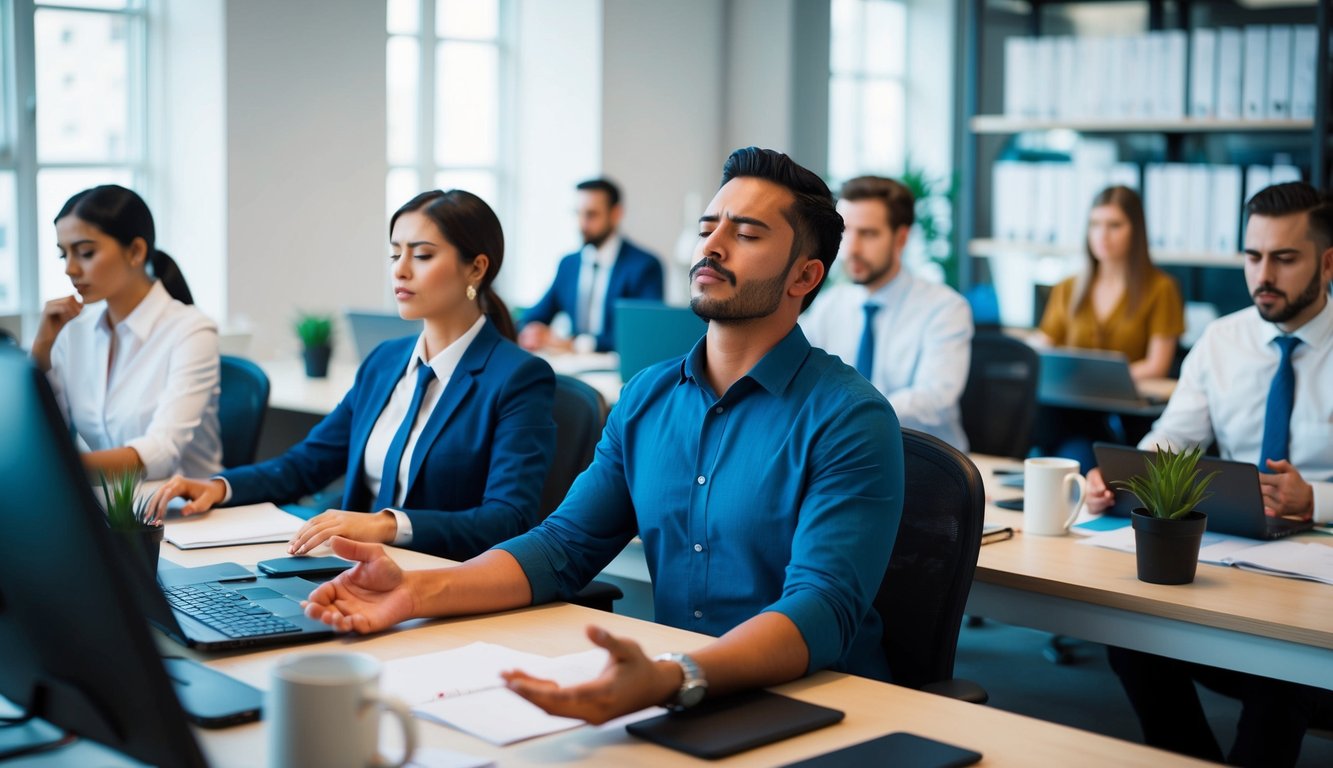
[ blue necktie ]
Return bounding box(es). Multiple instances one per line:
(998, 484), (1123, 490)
(1258, 336), (1300, 472)
(856, 302), (881, 380)
(374, 363), (436, 510)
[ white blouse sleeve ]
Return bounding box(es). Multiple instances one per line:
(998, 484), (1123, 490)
(125, 320), (220, 479)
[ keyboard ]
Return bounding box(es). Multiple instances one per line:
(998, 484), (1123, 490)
(164, 584), (301, 638)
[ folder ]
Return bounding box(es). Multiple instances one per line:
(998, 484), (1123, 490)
(1004, 37), (1031, 118)
(1245, 165), (1272, 206)
(1190, 29), (1217, 118)
(1266, 26), (1293, 119)
(1209, 165), (1243, 255)
(1080, 37), (1109, 119)
(1055, 36), (1078, 120)
(1052, 164), (1080, 248)
(1185, 166), (1212, 253)
(1163, 164), (1190, 252)
(1032, 37), (1057, 119)
(1108, 162), (1140, 191)
(1271, 164), (1302, 185)
(1291, 26), (1318, 120)
(1033, 163), (1059, 244)
(1161, 30), (1188, 119)
(1216, 28), (1244, 120)
(1144, 164), (1167, 250)
(1242, 26), (1267, 120)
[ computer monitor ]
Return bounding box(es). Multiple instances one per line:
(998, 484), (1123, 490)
(614, 300), (707, 381)
(345, 309), (420, 362)
(0, 347), (206, 767)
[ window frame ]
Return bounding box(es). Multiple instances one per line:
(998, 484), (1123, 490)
(827, 0), (908, 187)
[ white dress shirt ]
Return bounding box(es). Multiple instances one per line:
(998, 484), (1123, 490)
(46, 280), (221, 480)
(801, 271), (974, 450)
(363, 316), (485, 544)
(576, 233), (621, 338)
(1141, 299), (1333, 523)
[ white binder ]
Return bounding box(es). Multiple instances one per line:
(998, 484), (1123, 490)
(1266, 26), (1293, 119)
(1190, 29), (1217, 118)
(1291, 26), (1318, 120)
(1245, 165), (1273, 206)
(1209, 165), (1243, 255)
(1216, 28), (1244, 120)
(1242, 26), (1268, 120)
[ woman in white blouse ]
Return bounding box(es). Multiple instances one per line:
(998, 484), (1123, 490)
(30, 185), (221, 480)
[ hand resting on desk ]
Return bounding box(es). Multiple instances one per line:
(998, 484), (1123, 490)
(146, 475), (228, 522)
(302, 537), (418, 633)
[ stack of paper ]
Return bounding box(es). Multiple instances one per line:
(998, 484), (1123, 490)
(164, 503), (303, 549)
(381, 641), (617, 745)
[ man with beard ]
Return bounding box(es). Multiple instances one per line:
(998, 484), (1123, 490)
(519, 178), (663, 353)
(800, 176), (972, 450)
(304, 147), (904, 724)
(1086, 181), (1333, 768)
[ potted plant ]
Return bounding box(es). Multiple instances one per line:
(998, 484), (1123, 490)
(1111, 445), (1219, 585)
(101, 468), (163, 577)
(294, 312), (334, 378)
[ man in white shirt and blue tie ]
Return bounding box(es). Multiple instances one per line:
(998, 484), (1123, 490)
(800, 175), (973, 450)
(1087, 182), (1333, 767)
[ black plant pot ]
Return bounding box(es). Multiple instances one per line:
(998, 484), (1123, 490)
(1131, 509), (1207, 585)
(114, 524), (164, 578)
(303, 345), (332, 378)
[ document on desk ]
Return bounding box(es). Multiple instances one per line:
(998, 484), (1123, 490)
(163, 503), (303, 549)
(1221, 540), (1333, 586)
(1078, 527), (1258, 565)
(380, 641), (610, 745)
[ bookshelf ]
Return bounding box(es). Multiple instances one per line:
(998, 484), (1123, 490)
(969, 116), (1314, 134)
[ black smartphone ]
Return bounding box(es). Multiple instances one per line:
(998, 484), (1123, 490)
(256, 555), (354, 578)
(162, 658), (262, 728)
(995, 497), (1023, 511)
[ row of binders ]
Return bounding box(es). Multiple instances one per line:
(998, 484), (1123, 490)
(1003, 26), (1320, 122)
(991, 160), (1301, 255)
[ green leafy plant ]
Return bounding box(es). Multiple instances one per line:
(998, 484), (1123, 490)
(100, 468), (153, 530)
(294, 312), (334, 349)
(1111, 445), (1219, 520)
(900, 158), (960, 289)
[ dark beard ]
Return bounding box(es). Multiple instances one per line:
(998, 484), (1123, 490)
(1254, 270), (1327, 324)
(689, 267), (789, 323)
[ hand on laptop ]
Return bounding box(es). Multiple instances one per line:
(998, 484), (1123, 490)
(501, 625), (680, 725)
(1260, 460), (1314, 521)
(288, 509), (396, 555)
(1084, 468), (1115, 515)
(302, 536), (416, 633)
(146, 476), (227, 523)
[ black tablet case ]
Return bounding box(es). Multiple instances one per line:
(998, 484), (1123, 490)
(626, 690), (845, 759)
(779, 731), (983, 767)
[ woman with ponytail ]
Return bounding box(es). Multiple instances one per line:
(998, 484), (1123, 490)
(151, 190), (557, 561)
(32, 184), (221, 480)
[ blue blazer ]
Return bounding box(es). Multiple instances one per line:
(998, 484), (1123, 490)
(521, 238), (664, 352)
(221, 320), (556, 560)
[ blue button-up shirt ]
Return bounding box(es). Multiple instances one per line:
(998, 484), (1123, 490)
(496, 325), (903, 680)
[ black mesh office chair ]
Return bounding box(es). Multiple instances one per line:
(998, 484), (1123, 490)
(218, 355), (271, 468)
(960, 332), (1039, 459)
(877, 429), (988, 703)
(541, 374), (623, 612)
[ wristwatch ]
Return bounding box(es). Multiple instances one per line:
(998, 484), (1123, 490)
(655, 652), (708, 710)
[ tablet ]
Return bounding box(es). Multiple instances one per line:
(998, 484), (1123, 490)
(779, 732), (982, 767)
(626, 690), (844, 759)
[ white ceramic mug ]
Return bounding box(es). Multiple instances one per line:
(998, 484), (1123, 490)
(268, 652), (417, 768)
(1023, 457), (1087, 536)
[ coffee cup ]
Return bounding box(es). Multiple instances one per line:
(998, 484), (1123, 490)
(1022, 457), (1087, 536)
(268, 652), (417, 768)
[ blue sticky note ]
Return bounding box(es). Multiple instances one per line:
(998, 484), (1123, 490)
(1074, 516), (1131, 532)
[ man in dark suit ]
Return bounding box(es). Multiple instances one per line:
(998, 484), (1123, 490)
(519, 178), (664, 353)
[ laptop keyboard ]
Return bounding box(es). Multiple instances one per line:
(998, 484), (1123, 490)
(164, 584), (301, 638)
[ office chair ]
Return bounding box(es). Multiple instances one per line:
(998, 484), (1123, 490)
(877, 429), (988, 704)
(960, 332), (1039, 459)
(541, 374), (623, 613)
(218, 355), (271, 469)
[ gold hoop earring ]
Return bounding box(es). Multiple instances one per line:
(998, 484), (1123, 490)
(466, 284), (478, 301)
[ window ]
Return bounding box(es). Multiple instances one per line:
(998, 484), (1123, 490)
(0, 0), (147, 319)
(828, 0), (907, 185)
(386, 0), (508, 221)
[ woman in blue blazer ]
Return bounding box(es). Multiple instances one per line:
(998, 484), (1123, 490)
(150, 190), (557, 561)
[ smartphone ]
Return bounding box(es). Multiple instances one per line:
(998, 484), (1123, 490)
(256, 555), (354, 578)
(162, 657), (262, 728)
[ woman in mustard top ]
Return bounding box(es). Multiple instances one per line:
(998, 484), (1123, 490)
(1034, 185), (1185, 465)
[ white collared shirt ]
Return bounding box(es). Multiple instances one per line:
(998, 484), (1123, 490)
(800, 271), (974, 451)
(576, 233), (621, 337)
(364, 316), (486, 544)
(1141, 298), (1333, 522)
(46, 280), (221, 480)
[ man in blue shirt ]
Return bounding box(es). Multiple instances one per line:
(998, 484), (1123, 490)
(305, 147), (904, 724)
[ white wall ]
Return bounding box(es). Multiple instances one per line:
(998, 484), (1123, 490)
(724, 0), (796, 155)
(224, 0), (387, 360)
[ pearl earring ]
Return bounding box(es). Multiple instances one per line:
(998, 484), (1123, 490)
(466, 285), (478, 301)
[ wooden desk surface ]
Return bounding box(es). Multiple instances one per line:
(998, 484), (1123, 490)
(161, 542), (1207, 768)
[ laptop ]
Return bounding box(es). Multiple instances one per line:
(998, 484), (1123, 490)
(1038, 348), (1167, 410)
(345, 309), (420, 361)
(614, 300), (707, 380)
(1093, 443), (1314, 540)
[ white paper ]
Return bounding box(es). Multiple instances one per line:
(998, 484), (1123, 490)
(381, 642), (610, 746)
(163, 503), (303, 549)
(404, 748), (494, 768)
(1223, 540), (1333, 586)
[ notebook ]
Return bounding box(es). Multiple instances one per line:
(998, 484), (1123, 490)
(626, 690), (844, 759)
(1093, 443), (1314, 540)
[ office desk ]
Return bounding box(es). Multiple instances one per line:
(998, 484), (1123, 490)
(144, 542), (1204, 767)
(968, 454), (1333, 689)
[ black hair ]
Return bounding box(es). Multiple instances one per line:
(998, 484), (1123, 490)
(55, 185), (194, 305)
(576, 178), (622, 209)
(1246, 181), (1333, 254)
(720, 147), (843, 309)
(390, 190), (516, 341)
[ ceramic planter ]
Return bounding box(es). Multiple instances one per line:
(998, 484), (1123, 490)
(302, 345), (332, 378)
(1130, 509), (1207, 585)
(114, 524), (164, 577)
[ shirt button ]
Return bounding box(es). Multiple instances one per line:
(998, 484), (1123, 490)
(696, 475), (706, 485)
(693, 543), (703, 552)
(714, 406), (724, 414)
(693, 610), (703, 619)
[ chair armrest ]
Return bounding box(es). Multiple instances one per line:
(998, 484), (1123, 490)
(570, 580), (624, 613)
(920, 678), (989, 705)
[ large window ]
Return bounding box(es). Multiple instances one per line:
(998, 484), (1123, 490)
(386, 0), (509, 220)
(0, 0), (146, 320)
(828, 0), (907, 184)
